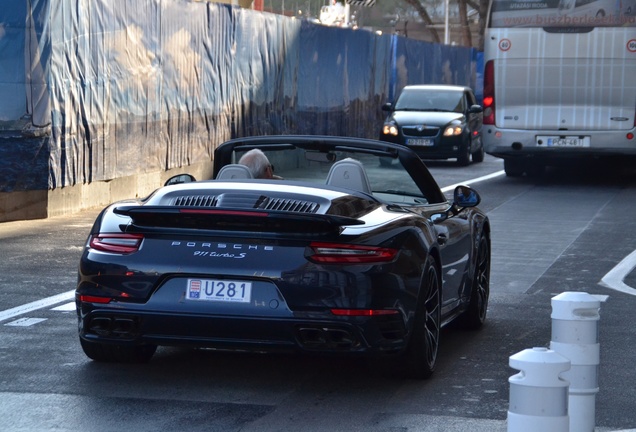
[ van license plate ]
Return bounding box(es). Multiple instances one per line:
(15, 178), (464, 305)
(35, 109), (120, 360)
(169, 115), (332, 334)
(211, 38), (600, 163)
(537, 136), (590, 147)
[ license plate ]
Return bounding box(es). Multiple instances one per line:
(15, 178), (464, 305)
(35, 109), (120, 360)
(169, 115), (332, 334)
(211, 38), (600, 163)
(537, 136), (590, 147)
(407, 138), (434, 146)
(186, 279), (252, 303)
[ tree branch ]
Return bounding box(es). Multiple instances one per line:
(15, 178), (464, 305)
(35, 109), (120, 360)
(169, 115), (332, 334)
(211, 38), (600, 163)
(401, 0), (441, 43)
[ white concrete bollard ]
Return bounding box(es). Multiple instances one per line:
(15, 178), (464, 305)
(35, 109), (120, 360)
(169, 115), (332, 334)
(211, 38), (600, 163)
(507, 347), (571, 432)
(550, 291), (608, 432)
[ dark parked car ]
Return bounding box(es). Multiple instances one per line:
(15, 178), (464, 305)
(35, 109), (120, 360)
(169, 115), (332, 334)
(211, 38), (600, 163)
(76, 135), (491, 379)
(380, 85), (484, 166)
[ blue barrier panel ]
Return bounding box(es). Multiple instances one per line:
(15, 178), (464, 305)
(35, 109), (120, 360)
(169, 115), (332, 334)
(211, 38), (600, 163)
(0, 0), (478, 193)
(0, 1), (27, 125)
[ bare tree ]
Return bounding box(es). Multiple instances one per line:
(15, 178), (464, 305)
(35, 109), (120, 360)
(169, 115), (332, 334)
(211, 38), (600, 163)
(401, 0), (490, 49)
(476, 0), (490, 50)
(458, 0), (472, 46)
(402, 0), (441, 43)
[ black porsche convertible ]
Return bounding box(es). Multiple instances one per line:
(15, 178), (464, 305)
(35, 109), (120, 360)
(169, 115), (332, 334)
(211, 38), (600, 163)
(75, 135), (491, 379)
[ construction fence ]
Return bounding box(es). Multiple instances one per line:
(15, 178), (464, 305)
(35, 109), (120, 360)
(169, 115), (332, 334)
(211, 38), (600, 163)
(0, 0), (480, 195)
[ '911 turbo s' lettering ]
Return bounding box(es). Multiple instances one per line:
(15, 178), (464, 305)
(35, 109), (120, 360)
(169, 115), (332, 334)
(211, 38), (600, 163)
(193, 251), (247, 259)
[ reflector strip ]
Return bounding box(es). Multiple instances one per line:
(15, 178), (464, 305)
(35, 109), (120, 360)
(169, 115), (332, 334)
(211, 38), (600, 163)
(179, 209), (268, 217)
(79, 295), (113, 304)
(331, 309), (400, 316)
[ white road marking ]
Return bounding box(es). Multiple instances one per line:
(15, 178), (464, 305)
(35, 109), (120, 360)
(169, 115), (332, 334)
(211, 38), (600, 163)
(439, 169), (636, 297)
(599, 250), (636, 296)
(51, 302), (76, 311)
(440, 170), (505, 193)
(5, 317), (47, 327)
(0, 290), (75, 323)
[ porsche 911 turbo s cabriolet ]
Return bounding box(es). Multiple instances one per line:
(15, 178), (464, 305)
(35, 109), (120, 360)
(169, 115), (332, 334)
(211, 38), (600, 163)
(76, 135), (491, 379)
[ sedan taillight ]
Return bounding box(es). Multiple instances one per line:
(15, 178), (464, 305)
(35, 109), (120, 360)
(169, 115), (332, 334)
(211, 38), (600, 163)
(89, 233), (144, 254)
(308, 242), (397, 264)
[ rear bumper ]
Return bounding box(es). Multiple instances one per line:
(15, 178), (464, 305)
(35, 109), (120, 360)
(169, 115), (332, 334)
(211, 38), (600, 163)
(77, 305), (409, 355)
(483, 126), (636, 160)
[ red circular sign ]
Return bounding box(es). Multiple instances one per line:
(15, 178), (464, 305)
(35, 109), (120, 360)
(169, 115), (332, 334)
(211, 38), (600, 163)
(627, 39), (636, 53)
(499, 38), (511, 52)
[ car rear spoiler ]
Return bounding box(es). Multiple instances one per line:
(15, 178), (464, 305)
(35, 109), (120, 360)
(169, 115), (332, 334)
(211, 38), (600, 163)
(113, 205), (364, 235)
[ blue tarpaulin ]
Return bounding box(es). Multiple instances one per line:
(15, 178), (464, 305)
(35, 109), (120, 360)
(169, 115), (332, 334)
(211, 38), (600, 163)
(0, 0), (479, 192)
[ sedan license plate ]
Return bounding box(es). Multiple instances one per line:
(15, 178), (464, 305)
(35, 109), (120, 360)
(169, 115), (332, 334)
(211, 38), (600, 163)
(407, 138), (434, 147)
(186, 279), (252, 303)
(537, 136), (590, 147)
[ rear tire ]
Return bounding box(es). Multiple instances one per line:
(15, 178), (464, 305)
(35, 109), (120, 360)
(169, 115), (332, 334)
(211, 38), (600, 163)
(396, 255), (441, 379)
(80, 338), (157, 363)
(455, 236), (490, 330)
(526, 161), (545, 177)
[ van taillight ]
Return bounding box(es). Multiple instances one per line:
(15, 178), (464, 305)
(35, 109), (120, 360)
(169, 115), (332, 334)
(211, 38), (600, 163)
(483, 60), (495, 125)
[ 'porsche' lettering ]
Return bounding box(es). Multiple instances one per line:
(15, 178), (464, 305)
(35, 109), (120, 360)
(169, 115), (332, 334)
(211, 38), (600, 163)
(171, 241), (273, 251)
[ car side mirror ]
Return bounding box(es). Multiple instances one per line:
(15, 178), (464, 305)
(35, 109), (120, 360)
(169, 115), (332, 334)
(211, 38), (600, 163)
(468, 104), (483, 114)
(164, 174), (196, 186)
(381, 103), (393, 112)
(432, 186), (480, 224)
(453, 185), (480, 208)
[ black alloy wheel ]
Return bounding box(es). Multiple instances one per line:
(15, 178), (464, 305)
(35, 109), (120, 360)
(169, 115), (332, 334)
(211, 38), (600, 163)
(456, 236), (490, 329)
(399, 255), (441, 379)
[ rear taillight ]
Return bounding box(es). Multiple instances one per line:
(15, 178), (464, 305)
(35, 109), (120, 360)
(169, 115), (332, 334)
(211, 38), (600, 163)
(483, 60), (495, 125)
(89, 233), (144, 254)
(308, 242), (397, 264)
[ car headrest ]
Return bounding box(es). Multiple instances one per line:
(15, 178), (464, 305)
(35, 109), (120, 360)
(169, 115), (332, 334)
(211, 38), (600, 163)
(216, 164), (254, 180)
(325, 158), (372, 195)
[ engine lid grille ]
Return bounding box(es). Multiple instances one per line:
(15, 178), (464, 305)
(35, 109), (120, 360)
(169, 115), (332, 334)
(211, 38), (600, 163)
(172, 195), (216, 207)
(169, 193), (319, 214)
(258, 197), (319, 213)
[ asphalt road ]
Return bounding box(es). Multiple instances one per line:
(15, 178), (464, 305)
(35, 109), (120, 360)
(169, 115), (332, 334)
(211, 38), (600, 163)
(1, 154), (636, 431)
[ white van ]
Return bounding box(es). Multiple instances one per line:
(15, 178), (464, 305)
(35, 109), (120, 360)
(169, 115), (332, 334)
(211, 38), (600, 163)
(482, 0), (636, 176)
